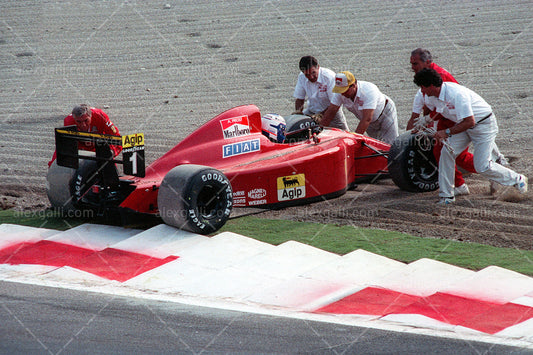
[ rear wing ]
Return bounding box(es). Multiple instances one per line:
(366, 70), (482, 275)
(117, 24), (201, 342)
(55, 126), (145, 177)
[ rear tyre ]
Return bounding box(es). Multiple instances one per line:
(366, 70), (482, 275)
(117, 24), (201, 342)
(46, 160), (99, 211)
(388, 132), (439, 192)
(46, 160), (77, 211)
(158, 165), (233, 234)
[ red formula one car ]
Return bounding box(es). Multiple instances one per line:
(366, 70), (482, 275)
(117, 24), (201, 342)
(47, 105), (438, 234)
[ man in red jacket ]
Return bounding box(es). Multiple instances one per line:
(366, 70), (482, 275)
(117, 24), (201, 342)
(48, 104), (121, 167)
(406, 48), (476, 196)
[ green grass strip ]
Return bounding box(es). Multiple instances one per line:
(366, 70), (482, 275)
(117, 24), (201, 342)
(219, 216), (533, 276)
(0, 209), (88, 230)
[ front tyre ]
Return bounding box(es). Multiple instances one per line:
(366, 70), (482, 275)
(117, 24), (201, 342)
(388, 132), (439, 192)
(158, 164), (233, 234)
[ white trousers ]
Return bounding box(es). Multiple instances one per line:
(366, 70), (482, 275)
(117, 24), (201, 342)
(439, 115), (521, 197)
(366, 97), (399, 145)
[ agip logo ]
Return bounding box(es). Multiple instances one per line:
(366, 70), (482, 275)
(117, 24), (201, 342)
(220, 115), (251, 139)
(277, 174), (305, 201)
(122, 133), (144, 148)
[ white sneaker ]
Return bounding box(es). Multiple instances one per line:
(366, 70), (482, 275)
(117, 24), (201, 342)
(437, 196), (455, 205)
(454, 184), (470, 196)
(516, 175), (528, 194)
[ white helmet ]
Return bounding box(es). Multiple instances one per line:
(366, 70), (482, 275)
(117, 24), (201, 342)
(261, 113), (286, 143)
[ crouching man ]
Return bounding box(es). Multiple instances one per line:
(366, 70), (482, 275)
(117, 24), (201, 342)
(413, 68), (527, 204)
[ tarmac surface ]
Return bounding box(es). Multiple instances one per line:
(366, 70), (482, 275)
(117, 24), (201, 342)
(2, 280), (528, 354)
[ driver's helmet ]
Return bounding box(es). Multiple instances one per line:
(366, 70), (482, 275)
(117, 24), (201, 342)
(261, 113), (286, 143)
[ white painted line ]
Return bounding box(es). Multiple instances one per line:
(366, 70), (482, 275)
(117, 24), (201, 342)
(47, 224), (142, 250)
(511, 296), (533, 307)
(0, 225), (59, 249)
(301, 249), (404, 286)
(381, 313), (457, 333)
(371, 258), (475, 297)
(111, 224), (200, 258)
(0, 264), (58, 280)
(441, 266), (533, 303)
(496, 318), (533, 341)
(245, 276), (347, 308)
(233, 240), (340, 279)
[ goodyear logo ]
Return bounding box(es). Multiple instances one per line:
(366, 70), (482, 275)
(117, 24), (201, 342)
(277, 174), (305, 201)
(122, 133), (144, 148)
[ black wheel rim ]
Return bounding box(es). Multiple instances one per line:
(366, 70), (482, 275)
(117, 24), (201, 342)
(196, 184), (227, 220)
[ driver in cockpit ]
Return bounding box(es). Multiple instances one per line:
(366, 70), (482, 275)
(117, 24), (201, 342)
(261, 113), (286, 143)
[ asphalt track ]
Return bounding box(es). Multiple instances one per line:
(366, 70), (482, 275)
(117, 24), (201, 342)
(2, 280), (527, 354)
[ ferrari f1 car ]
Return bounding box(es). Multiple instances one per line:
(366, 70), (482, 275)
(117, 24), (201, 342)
(47, 105), (438, 234)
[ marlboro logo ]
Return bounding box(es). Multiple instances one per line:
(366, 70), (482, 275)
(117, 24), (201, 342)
(220, 115), (251, 139)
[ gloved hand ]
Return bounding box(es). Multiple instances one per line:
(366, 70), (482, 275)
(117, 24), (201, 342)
(310, 113), (323, 124)
(412, 115), (433, 132)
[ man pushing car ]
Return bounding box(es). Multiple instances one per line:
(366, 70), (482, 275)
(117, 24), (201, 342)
(413, 68), (528, 205)
(293, 56), (350, 131)
(48, 104), (121, 168)
(321, 71), (399, 145)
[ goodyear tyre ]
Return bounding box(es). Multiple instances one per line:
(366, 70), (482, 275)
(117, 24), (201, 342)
(46, 159), (99, 211)
(158, 164), (233, 234)
(388, 132), (439, 192)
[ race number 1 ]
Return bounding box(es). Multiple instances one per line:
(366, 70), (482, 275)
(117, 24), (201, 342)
(122, 133), (145, 177)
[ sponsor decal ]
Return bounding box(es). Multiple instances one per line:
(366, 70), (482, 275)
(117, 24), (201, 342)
(249, 199), (267, 206)
(277, 174), (306, 201)
(233, 191), (246, 207)
(188, 209), (205, 230)
(220, 115), (251, 139)
(223, 138), (260, 158)
(122, 133), (144, 148)
(248, 188), (266, 200)
(233, 198), (246, 206)
(201, 172), (228, 184)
